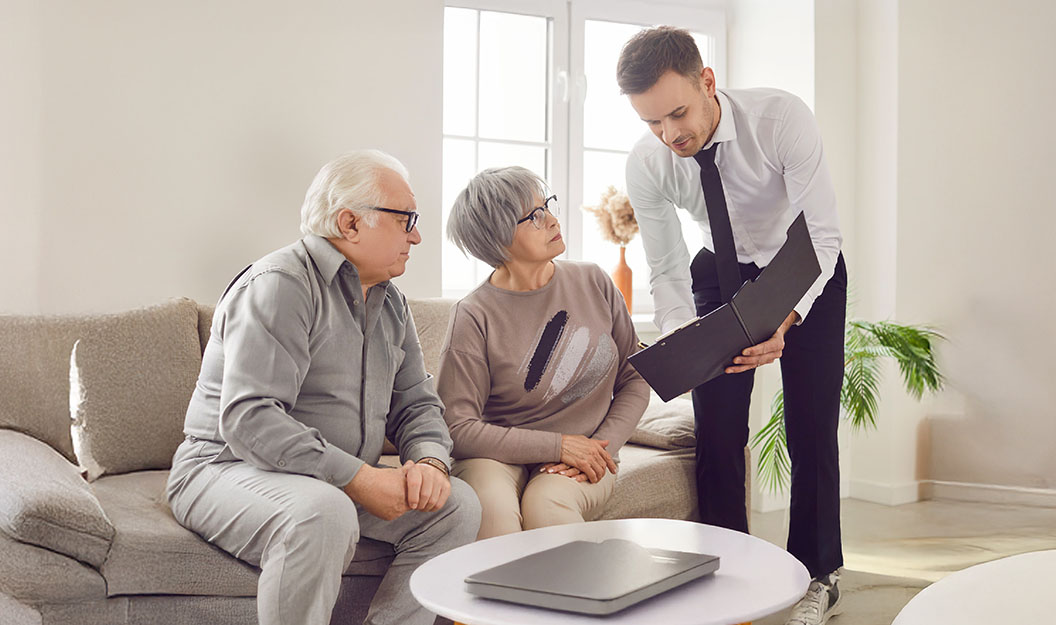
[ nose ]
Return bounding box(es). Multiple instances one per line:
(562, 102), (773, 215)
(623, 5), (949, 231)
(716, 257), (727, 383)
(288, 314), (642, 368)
(408, 225), (422, 244)
(661, 118), (677, 143)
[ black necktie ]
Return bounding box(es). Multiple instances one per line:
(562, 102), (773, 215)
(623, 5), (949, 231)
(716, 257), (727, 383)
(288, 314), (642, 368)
(694, 144), (741, 303)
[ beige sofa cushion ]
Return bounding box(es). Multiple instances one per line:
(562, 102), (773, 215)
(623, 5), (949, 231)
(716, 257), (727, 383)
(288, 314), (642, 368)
(0, 313), (103, 462)
(628, 395), (696, 450)
(70, 299), (202, 480)
(0, 531), (107, 605)
(93, 471), (394, 597)
(94, 471), (260, 597)
(196, 304), (215, 355)
(0, 430), (115, 568)
(601, 444), (698, 521)
(406, 297), (456, 377)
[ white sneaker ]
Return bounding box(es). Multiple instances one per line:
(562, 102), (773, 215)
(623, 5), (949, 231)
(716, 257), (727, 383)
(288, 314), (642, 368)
(785, 570), (843, 625)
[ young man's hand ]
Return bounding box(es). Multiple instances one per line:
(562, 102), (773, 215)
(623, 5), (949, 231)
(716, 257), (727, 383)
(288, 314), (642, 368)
(726, 310), (800, 374)
(342, 463), (410, 521)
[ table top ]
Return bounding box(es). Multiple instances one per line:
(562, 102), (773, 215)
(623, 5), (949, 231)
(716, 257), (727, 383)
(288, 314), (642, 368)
(893, 549), (1056, 624)
(410, 518), (810, 625)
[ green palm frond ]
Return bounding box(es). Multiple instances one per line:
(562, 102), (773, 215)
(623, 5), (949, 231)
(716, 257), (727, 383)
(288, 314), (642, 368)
(749, 390), (790, 493)
(853, 321), (945, 399)
(751, 318), (945, 494)
(842, 321), (884, 431)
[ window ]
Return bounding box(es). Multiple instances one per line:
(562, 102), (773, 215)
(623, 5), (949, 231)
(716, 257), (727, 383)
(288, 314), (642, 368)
(442, 0), (725, 315)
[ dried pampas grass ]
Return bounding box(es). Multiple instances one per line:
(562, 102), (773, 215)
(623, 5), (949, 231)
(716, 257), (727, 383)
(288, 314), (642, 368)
(582, 186), (639, 246)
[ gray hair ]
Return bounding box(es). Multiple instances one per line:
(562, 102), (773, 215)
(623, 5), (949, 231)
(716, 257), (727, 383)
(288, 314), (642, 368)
(299, 150), (410, 237)
(447, 166), (549, 268)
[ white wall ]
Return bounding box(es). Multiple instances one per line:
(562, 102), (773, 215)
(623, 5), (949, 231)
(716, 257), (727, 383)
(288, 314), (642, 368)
(843, 0), (919, 504)
(726, 0), (815, 108)
(896, 0), (1056, 493)
(0, 0), (43, 314)
(845, 0), (1056, 502)
(1, 0), (444, 315)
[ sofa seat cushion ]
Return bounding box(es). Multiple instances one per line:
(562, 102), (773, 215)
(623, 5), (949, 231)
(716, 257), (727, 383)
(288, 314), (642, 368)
(94, 471), (395, 597)
(600, 444), (698, 521)
(0, 431), (115, 568)
(69, 299), (202, 481)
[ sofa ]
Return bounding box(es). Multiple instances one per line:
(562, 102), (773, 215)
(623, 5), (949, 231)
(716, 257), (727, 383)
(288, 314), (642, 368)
(0, 297), (749, 625)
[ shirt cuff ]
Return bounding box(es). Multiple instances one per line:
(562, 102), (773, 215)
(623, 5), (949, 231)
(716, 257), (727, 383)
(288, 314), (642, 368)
(793, 292), (815, 325)
(403, 442), (453, 471)
(318, 445), (364, 488)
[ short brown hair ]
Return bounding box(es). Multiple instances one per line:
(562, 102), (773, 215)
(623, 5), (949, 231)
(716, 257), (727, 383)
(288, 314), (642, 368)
(616, 26), (704, 95)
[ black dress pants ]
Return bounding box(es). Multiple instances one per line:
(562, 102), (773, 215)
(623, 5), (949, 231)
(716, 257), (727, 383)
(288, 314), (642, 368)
(689, 248), (847, 579)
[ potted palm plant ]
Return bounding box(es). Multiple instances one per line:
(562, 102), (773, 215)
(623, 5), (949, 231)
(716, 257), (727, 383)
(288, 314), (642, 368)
(752, 319), (946, 493)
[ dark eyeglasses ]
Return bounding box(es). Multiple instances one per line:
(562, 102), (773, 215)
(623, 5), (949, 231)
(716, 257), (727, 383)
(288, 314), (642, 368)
(516, 195), (560, 230)
(371, 207), (419, 233)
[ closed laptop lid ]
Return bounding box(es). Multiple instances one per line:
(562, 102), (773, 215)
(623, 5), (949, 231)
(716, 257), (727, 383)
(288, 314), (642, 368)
(465, 538), (719, 603)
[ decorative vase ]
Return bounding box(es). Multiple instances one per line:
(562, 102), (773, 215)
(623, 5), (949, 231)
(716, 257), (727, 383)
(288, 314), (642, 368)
(612, 246), (633, 313)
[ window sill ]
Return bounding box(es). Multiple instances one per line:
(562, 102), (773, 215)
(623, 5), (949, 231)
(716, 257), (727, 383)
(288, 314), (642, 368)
(631, 313), (661, 342)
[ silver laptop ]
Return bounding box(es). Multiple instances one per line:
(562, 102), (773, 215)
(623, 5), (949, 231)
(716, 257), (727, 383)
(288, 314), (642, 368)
(464, 538), (720, 615)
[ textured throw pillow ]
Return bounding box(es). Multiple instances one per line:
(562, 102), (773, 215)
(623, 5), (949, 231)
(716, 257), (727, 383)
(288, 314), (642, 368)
(0, 314), (101, 462)
(628, 395), (697, 450)
(0, 430), (115, 568)
(407, 298), (457, 376)
(196, 303), (215, 355)
(70, 299), (202, 481)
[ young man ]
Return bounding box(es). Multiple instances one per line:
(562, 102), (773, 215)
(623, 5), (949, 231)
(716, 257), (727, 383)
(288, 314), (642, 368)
(167, 150), (481, 625)
(618, 27), (846, 625)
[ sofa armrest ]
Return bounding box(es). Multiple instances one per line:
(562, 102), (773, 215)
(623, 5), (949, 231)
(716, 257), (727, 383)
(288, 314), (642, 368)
(0, 430), (115, 568)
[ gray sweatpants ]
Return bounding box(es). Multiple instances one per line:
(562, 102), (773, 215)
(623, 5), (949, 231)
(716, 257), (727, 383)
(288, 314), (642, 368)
(167, 442), (480, 625)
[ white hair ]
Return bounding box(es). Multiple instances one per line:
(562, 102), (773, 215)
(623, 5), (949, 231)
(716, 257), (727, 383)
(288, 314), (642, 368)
(299, 150), (410, 237)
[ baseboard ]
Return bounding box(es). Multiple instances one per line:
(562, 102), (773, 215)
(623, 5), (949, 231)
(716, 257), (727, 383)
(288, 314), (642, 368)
(848, 478), (921, 506)
(921, 480), (1056, 508)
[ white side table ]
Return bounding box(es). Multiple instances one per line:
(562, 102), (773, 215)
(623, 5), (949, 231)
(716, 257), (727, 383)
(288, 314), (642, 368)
(893, 549), (1056, 624)
(410, 518), (809, 625)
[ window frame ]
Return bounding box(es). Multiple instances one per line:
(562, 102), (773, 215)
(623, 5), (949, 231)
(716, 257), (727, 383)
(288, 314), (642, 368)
(442, 0), (726, 311)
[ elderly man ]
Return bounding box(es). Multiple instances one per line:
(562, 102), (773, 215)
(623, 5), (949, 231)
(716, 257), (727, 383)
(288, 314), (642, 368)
(167, 150), (480, 625)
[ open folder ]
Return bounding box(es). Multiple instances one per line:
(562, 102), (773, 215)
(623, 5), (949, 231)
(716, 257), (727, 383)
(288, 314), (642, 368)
(629, 212), (821, 401)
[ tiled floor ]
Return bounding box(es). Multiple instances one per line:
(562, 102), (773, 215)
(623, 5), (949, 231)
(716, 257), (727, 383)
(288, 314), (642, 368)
(750, 498), (1056, 624)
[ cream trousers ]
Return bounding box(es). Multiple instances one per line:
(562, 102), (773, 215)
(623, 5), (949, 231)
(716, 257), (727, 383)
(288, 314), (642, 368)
(453, 457), (617, 540)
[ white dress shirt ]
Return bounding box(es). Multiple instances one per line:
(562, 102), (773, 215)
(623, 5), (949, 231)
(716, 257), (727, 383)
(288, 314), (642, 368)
(626, 88), (842, 334)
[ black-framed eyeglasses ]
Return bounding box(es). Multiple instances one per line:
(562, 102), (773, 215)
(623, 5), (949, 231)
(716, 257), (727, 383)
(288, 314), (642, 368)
(516, 195), (559, 230)
(371, 207), (419, 233)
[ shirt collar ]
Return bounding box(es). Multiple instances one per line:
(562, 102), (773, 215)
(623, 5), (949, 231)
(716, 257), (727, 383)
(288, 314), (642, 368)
(303, 234), (352, 286)
(702, 89), (737, 150)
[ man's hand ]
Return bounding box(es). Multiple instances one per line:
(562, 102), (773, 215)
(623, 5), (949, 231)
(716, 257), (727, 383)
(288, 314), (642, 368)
(342, 463), (410, 521)
(538, 462), (590, 482)
(726, 310), (800, 374)
(405, 460), (451, 512)
(559, 435), (618, 483)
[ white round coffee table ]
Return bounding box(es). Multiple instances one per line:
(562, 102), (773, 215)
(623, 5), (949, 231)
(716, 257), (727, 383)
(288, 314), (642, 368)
(410, 518), (809, 625)
(893, 549), (1056, 624)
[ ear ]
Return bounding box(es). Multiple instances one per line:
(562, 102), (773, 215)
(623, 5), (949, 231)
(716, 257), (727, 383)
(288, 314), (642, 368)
(700, 67), (717, 97)
(337, 209), (361, 242)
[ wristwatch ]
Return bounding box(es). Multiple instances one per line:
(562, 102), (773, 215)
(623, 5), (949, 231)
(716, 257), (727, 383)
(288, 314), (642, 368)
(416, 456), (450, 477)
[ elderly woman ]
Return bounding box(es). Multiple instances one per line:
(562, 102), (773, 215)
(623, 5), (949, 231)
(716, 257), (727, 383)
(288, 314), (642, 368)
(437, 166), (650, 539)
